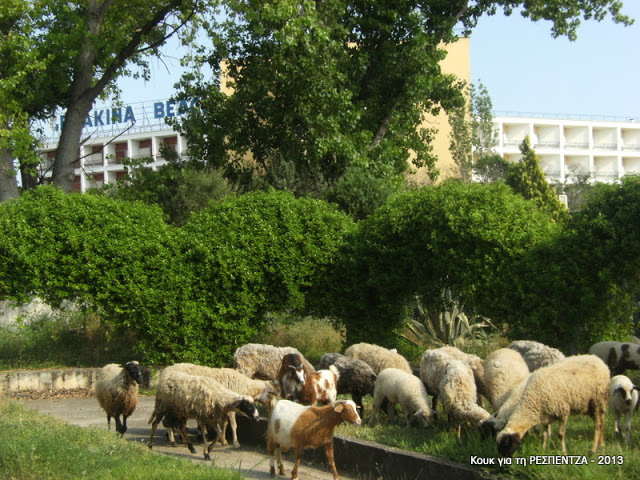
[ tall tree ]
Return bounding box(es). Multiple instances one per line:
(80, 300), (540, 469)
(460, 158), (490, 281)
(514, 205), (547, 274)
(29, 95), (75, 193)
(173, 0), (632, 193)
(0, 0), (69, 200)
(48, 0), (202, 192)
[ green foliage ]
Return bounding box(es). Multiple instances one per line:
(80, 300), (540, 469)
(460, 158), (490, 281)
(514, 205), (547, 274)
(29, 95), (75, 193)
(494, 176), (640, 352)
(110, 159), (235, 225)
(401, 291), (494, 350)
(0, 310), (137, 369)
(325, 166), (404, 221)
(473, 154), (509, 183)
(322, 181), (560, 345)
(257, 314), (346, 365)
(0, 186), (197, 364)
(0, 402), (242, 480)
(178, 190), (354, 363)
(506, 137), (568, 221)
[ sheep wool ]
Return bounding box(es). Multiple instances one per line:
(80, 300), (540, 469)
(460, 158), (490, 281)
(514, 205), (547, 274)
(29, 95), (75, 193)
(609, 374), (639, 445)
(148, 370), (258, 459)
(344, 342), (411, 374)
(233, 343), (315, 380)
(589, 341), (640, 376)
(496, 354), (610, 457)
(507, 340), (565, 372)
(95, 361), (144, 435)
(368, 367), (435, 428)
(483, 348), (530, 410)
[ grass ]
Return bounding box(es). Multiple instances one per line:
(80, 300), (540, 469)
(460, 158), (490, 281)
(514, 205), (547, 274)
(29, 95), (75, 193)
(336, 395), (640, 480)
(0, 310), (138, 370)
(0, 399), (243, 480)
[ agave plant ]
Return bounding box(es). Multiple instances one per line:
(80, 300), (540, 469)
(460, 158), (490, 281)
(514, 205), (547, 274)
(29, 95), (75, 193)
(401, 290), (494, 350)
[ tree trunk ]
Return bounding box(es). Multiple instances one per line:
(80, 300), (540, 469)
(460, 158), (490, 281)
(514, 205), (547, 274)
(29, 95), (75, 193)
(0, 146), (20, 201)
(51, 99), (93, 192)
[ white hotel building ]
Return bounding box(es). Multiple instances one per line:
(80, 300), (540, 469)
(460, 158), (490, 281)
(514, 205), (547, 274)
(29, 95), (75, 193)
(493, 114), (640, 184)
(37, 100), (640, 191)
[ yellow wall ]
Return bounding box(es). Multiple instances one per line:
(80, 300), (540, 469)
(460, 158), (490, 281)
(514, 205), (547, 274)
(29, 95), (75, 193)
(411, 37), (471, 185)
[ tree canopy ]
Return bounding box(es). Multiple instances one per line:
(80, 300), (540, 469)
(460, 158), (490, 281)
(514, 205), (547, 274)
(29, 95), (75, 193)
(171, 0), (633, 194)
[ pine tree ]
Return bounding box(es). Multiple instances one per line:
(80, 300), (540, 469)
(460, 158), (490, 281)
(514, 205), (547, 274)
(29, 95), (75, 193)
(505, 137), (567, 220)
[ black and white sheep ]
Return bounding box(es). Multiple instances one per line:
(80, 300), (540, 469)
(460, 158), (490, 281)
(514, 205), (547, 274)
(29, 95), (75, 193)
(496, 354), (610, 457)
(94, 361), (144, 435)
(148, 370), (259, 460)
(507, 340), (565, 372)
(368, 367), (436, 428)
(609, 374), (639, 445)
(160, 363), (277, 448)
(317, 353), (377, 416)
(233, 343), (315, 381)
(344, 342), (412, 374)
(589, 341), (640, 376)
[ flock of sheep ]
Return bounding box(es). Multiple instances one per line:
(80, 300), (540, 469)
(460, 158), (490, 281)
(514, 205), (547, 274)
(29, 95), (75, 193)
(94, 339), (640, 479)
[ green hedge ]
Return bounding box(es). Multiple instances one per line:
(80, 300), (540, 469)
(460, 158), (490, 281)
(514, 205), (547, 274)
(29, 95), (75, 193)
(0, 187), (353, 365)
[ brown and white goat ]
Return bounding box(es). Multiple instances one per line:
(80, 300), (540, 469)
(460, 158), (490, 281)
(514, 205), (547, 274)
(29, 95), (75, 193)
(267, 399), (361, 480)
(296, 366), (340, 406)
(278, 353), (308, 400)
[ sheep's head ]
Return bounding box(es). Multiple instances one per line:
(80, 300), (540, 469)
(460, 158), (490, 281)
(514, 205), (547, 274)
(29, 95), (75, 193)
(233, 397), (259, 422)
(497, 430), (521, 458)
(334, 400), (361, 425)
(122, 361), (144, 385)
(412, 408), (436, 428)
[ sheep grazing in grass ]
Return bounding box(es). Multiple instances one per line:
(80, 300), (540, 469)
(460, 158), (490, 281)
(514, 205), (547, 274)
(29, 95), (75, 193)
(160, 363), (277, 448)
(233, 343), (315, 381)
(589, 341), (640, 376)
(483, 348), (530, 411)
(496, 355), (610, 457)
(317, 353), (377, 416)
(507, 340), (565, 372)
(95, 361), (144, 435)
(267, 399), (361, 480)
(368, 367), (436, 428)
(609, 374), (639, 445)
(148, 370), (259, 460)
(419, 346), (487, 409)
(344, 342), (411, 374)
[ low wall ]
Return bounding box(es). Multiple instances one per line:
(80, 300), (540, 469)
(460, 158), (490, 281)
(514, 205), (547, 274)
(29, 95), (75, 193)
(0, 368), (100, 393)
(236, 415), (493, 480)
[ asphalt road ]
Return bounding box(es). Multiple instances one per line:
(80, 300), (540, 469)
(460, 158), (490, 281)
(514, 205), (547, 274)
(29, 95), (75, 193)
(18, 395), (359, 480)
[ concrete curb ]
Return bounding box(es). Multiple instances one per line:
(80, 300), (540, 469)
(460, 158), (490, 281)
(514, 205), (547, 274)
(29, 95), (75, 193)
(235, 416), (492, 480)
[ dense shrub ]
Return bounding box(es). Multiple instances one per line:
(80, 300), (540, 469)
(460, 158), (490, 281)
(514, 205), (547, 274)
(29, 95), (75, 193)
(321, 181), (561, 346)
(0, 187), (354, 365)
(501, 175), (640, 351)
(0, 186), (196, 363)
(177, 190), (354, 363)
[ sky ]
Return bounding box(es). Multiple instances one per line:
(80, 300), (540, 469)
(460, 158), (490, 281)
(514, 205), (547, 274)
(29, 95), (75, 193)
(117, 3), (640, 121)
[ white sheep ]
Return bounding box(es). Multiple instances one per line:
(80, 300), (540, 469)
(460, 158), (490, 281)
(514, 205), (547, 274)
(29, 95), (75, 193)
(419, 346), (486, 409)
(609, 374), (639, 445)
(589, 341), (640, 375)
(344, 342), (411, 374)
(267, 399), (361, 480)
(233, 343), (315, 381)
(94, 361), (144, 435)
(160, 363), (277, 447)
(368, 368), (436, 428)
(496, 354), (610, 457)
(481, 376), (529, 436)
(507, 340), (565, 372)
(483, 348), (530, 411)
(148, 370), (259, 459)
